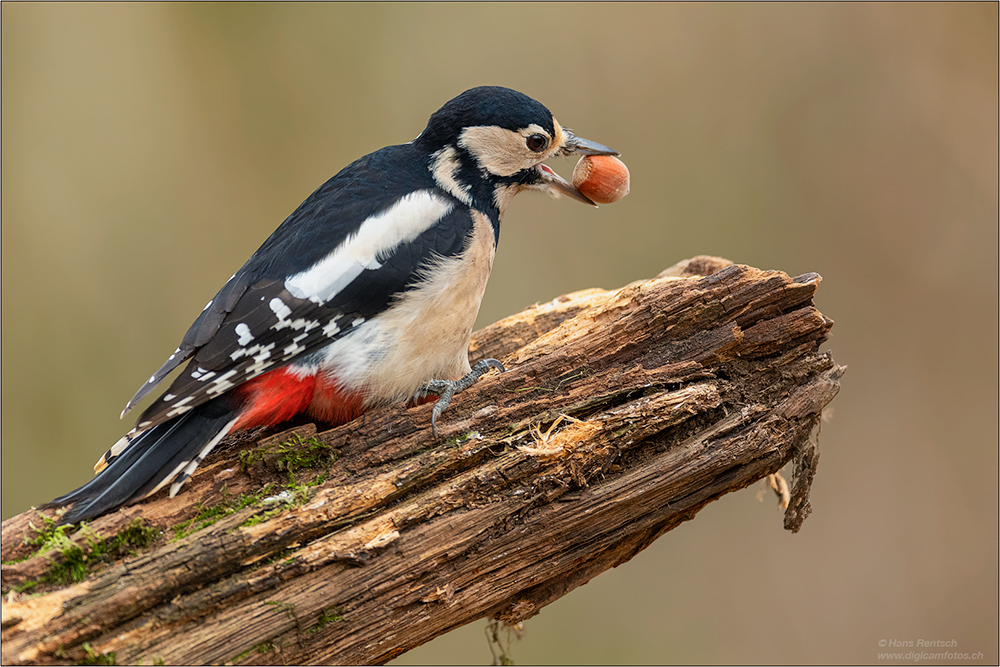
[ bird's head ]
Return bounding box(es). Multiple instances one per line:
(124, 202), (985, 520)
(416, 86), (619, 212)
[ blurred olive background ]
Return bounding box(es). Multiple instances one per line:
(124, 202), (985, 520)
(2, 3), (997, 664)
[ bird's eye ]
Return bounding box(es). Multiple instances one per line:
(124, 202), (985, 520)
(526, 134), (549, 152)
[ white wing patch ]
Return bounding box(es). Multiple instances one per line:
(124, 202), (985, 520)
(269, 297), (292, 320)
(284, 190), (453, 304)
(165, 395), (195, 415)
(206, 368), (240, 397)
(190, 367), (214, 381)
(235, 323), (254, 345)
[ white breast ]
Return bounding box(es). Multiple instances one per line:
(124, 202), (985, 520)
(317, 210), (497, 405)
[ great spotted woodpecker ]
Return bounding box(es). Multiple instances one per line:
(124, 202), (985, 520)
(47, 86), (619, 524)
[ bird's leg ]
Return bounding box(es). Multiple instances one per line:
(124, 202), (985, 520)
(420, 358), (505, 438)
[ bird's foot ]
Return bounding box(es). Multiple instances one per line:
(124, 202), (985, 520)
(419, 358), (505, 438)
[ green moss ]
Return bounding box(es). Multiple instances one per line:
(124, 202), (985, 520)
(226, 433), (339, 528)
(16, 519), (91, 587)
(514, 385), (554, 393)
(13, 579), (39, 593)
(265, 600), (297, 620)
(232, 640), (277, 663)
(168, 477), (314, 535)
(42, 528), (89, 585)
(236, 475), (319, 529)
(230, 605), (340, 661)
(446, 431), (482, 448)
(237, 506), (283, 528)
(171, 501), (229, 540)
(22, 514), (61, 549)
(171, 485), (277, 540)
(554, 367), (590, 390)
(166, 435), (335, 540)
(239, 433), (338, 481)
(257, 547), (298, 568)
(13, 518), (160, 590)
(1, 553), (32, 565)
(79, 642), (117, 665)
(305, 606), (343, 635)
(107, 519), (159, 554)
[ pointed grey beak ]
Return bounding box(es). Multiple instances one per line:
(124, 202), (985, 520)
(537, 131), (620, 206)
(560, 131), (620, 158)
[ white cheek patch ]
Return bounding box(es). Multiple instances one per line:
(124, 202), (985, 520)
(284, 190), (454, 304)
(459, 123), (554, 177)
(459, 126), (526, 177)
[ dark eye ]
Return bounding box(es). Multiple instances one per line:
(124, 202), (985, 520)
(526, 133), (549, 152)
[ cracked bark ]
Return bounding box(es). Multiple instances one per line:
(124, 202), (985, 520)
(1, 256), (844, 665)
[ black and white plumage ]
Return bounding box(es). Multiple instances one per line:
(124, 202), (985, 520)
(46, 86), (619, 524)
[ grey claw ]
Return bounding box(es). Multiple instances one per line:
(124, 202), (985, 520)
(421, 358), (505, 438)
(430, 385), (456, 438)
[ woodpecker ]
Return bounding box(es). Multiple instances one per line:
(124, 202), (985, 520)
(46, 86), (619, 524)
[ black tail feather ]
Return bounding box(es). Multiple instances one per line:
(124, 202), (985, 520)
(46, 397), (238, 524)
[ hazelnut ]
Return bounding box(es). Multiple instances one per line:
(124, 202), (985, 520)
(572, 155), (630, 204)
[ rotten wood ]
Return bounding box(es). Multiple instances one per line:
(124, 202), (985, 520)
(1, 256), (844, 665)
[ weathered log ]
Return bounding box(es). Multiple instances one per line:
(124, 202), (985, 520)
(1, 257), (843, 665)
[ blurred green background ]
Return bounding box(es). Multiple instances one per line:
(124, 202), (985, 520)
(2, 3), (997, 664)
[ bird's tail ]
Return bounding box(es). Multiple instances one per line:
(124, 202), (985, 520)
(43, 396), (239, 524)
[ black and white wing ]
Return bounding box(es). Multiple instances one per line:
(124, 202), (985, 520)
(121, 144), (475, 431)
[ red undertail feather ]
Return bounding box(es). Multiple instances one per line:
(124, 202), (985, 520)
(307, 374), (367, 425)
(233, 368), (366, 431)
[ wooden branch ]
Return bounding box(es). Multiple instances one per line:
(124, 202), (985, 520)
(1, 257), (844, 665)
